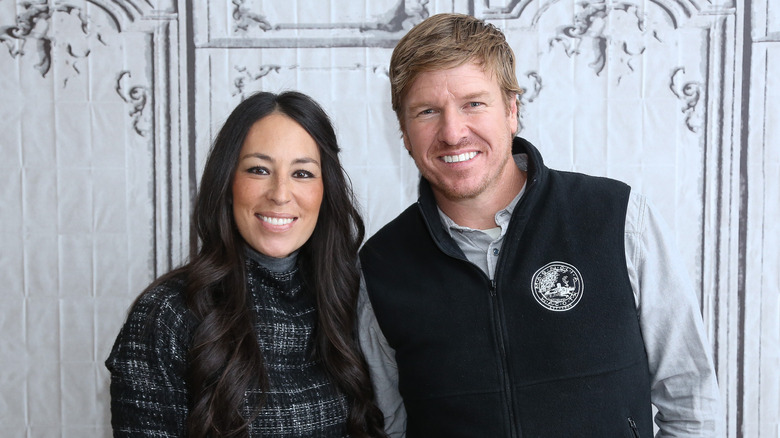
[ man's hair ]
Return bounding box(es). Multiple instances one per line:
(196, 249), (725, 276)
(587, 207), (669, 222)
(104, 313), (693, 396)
(389, 13), (523, 128)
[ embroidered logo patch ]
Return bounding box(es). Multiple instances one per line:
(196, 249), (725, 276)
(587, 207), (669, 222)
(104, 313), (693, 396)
(531, 261), (583, 311)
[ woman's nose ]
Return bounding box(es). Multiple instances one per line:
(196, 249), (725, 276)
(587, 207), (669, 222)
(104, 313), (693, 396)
(268, 176), (291, 204)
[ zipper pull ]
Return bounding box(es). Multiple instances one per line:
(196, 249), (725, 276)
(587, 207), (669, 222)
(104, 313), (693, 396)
(627, 417), (640, 438)
(490, 280), (497, 296)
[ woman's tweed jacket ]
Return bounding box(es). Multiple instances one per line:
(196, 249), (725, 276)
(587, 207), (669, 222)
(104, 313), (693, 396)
(106, 253), (349, 437)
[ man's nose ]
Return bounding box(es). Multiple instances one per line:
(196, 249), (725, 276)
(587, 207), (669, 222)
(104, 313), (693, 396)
(437, 110), (468, 145)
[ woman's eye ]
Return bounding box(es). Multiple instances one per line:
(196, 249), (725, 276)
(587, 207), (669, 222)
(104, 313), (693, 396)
(248, 166), (269, 175)
(293, 170), (315, 178)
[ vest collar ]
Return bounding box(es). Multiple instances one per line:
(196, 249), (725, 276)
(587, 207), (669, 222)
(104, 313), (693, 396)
(417, 137), (549, 260)
(415, 137), (547, 256)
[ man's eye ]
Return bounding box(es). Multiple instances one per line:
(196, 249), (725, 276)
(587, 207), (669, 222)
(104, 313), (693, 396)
(418, 109), (435, 116)
(468, 102), (483, 108)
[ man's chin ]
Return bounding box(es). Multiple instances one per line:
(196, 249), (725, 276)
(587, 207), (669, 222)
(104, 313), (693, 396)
(432, 181), (483, 202)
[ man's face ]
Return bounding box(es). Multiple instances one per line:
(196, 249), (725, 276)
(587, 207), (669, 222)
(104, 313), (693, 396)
(400, 62), (518, 203)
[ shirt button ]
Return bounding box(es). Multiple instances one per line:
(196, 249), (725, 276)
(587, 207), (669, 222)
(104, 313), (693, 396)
(493, 248), (500, 256)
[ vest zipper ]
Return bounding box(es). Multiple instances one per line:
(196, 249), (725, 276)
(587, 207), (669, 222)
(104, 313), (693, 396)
(416, 201), (521, 436)
(628, 417), (640, 437)
(490, 279), (519, 437)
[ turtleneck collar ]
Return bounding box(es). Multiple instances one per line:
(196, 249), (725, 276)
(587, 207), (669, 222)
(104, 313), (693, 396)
(244, 246), (305, 300)
(245, 246), (298, 273)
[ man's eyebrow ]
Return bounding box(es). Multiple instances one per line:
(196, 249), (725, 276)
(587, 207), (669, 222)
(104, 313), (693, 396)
(405, 99), (432, 111)
(406, 90), (491, 109)
(461, 90), (491, 101)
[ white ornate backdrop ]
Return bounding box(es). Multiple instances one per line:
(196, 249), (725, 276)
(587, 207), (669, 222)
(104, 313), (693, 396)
(0, 0), (777, 436)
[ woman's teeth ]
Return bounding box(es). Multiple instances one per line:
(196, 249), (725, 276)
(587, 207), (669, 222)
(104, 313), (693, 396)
(259, 215), (294, 225)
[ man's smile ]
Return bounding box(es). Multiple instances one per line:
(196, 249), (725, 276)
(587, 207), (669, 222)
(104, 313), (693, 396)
(441, 151), (478, 163)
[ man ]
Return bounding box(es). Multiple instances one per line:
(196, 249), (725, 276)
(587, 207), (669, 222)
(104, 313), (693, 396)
(358, 13), (721, 437)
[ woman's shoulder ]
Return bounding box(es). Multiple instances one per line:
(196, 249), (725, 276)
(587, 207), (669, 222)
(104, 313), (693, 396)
(106, 274), (195, 369)
(136, 273), (197, 331)
(134, 275), (188, 316)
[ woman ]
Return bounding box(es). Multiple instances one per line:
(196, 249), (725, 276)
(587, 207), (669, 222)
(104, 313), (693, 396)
(106, 91), (386, 437)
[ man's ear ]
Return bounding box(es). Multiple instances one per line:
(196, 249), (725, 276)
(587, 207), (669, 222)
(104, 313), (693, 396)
(401, 130), (413, 157)
(508, 94), (519, 136)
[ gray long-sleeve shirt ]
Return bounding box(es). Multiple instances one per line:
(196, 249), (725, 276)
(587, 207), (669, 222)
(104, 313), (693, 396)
(358, 157), (721, 437)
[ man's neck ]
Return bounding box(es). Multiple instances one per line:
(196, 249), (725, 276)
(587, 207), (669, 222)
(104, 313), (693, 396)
(435, 168), (527, 230)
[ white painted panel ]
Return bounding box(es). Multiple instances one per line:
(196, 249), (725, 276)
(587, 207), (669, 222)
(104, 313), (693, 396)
(0, 1), (776, 435)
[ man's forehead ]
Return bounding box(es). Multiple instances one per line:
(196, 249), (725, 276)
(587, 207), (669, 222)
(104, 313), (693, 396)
(404, 70), (499, 106)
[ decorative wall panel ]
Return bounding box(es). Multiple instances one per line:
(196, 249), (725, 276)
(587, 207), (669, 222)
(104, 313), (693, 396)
(0, 1), (185, 435)
(0, 0), (776, 436)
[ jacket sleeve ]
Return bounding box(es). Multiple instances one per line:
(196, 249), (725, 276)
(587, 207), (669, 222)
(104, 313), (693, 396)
(624, 190), (722, 437)
(105, 286), (192, 437)
(357, 274), (407, 437)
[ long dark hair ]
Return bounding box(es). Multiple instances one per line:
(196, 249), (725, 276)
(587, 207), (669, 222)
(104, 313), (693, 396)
(160, 91), (384, 436)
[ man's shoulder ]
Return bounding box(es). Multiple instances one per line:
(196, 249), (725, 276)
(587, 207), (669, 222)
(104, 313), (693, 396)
(364, 203), (422, 244)
(550, 167), (628, 185)
(360, 202), (433, 266)
(546, 168), (631, 199)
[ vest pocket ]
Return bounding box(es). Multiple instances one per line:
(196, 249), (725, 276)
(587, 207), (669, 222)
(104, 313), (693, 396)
(628, 417), (640, 437)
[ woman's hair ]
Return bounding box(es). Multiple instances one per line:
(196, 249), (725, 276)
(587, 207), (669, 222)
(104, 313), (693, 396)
(389, 13), (523, 129)
(157, 91), (384, 437)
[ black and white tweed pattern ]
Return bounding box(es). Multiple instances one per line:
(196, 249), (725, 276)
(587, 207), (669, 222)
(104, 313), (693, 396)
(106, 258), (349, 437)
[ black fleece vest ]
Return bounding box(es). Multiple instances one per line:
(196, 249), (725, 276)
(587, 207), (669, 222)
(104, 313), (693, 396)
(360, 138), (653, 438)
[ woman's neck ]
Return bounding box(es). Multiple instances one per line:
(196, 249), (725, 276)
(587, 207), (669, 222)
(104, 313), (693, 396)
(245, 246), (298, 273)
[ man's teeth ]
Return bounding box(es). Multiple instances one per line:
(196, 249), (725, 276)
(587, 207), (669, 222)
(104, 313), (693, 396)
(259, 215), (294, 225)
(442, 151), (477, 163)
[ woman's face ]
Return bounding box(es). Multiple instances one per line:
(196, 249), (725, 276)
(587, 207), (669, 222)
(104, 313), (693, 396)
(231, 113), (324, 258)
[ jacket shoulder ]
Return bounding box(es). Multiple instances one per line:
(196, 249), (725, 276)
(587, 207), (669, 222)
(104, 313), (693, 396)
(544, 170), (632, 211)
(106, 276), (193, 371)
(362, 203), (423, 249)
(359, 202), (435, 276)
(550, 169), (630, 194)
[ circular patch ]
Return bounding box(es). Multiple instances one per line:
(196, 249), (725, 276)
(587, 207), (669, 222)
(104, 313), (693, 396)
(531, 261), (584, 311)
